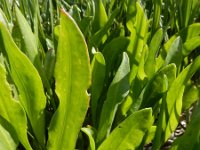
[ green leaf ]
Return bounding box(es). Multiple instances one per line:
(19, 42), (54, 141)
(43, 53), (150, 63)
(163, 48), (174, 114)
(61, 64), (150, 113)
(182, 36), (200, 56)
(98, 108), (153, 150)
(96, 52), (130, 145)
(102, 37), (130, 80)
(177, 0), (192, 28)
(151, 0), (162, 35)
(0, 64), (31, 149)
(0, 123), (17, 150)
(124, 2), (149, 115)
(145, 28), (163, 78)
(164, 36), (183, 70)
(14, 6), (39, 67)
(140, 64), (176, 109)
(153, 55), (200, 150)
(156, 23), (200, 69)
(0, 22), (46, 147)
(144, 126), (157, 145)
(171, 103), (200, 150)
(126, 0), (136, 31)
(92, 0), (108, 33)
(81, 127), (96, 150)
(182, 84), (199, 111)
(127, 2), (149, 83)
(47, 10), (91, 149)
(14, 6), (50, 93)
(90, 8), (120, 48)
(0, 8), (10, 30)
(91, 52), (106, 126)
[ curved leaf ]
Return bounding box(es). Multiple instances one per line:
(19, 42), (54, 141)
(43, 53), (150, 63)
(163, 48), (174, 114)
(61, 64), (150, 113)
(153, 55), (200, 149)
(92, 0), (108, 33)
(47, 10), (91, 149)
(97, 52), (130, 145)
(145, 28), (163, 78)
(0, 64), (31, 149)
(14, 6), (51, 93)
(182, 84), (199, 111)
(102, 36), (129, 82)
(164, 36), (183, 70)
(0, 123), (17, 150)
(182, 36), (200, 56)
(171, 103), (200, 150)
(91, 52), (106, 126)
(127, 2), (149, 83)
(98, 108), (153, 150)
(0, 22), (46, 147)
(140, 64), (176, 109)
(90, 8), (120, 48)
(81, 127), (96, 150)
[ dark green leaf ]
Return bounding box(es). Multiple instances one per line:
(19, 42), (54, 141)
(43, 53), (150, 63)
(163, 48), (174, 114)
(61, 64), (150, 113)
(91, 52), (106, 125)
(171, 102), (200, 150)
(97, 52), (130, 145)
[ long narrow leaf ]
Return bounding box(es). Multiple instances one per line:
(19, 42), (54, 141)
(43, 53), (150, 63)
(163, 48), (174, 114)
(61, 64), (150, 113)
(47, 10), (91, 149)
(0, 64), (31, 149)
(97, 52), (130, 145)
(0, 22), (46, 147)
(91, 52), (106, 126)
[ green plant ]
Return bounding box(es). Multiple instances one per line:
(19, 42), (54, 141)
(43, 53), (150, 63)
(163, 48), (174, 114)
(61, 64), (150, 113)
(0, 0), (200, 150)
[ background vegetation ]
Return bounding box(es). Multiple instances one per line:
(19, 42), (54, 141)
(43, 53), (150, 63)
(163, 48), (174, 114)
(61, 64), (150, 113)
(0, 0), (200, 149)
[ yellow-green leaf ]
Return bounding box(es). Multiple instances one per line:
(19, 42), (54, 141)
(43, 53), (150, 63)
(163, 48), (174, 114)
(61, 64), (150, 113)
(0, 64), (31, 149)
(0, 22), (46, 147)
(98, 108), (153, 150)
(47, 10), (91, 149)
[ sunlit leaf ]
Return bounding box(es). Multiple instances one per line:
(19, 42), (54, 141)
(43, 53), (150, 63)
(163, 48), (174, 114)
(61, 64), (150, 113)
(47, 10), (91, 149)
(98, 108), (153, 150)
(0, 22), (46, 147)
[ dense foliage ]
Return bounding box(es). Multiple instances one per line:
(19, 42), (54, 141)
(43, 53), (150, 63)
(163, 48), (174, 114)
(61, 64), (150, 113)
(0, 0), (200, 149)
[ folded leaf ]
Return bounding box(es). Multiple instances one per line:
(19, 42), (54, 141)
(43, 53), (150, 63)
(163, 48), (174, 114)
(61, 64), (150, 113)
(47, 10), (91, 149)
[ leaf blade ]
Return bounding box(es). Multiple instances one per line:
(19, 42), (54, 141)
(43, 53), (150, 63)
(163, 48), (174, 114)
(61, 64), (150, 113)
(47, 10), (91, 149)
